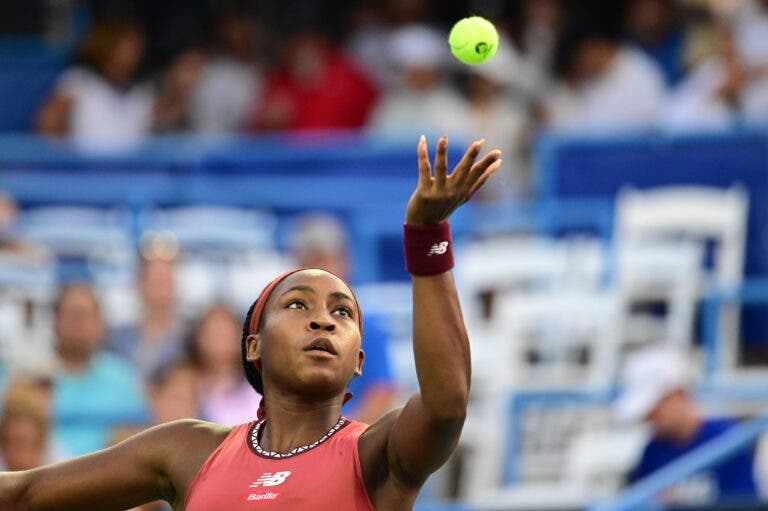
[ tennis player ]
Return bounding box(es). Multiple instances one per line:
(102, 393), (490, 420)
(0, 135), (501, 510)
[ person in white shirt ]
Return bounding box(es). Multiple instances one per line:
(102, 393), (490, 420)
(36, 20), (202, 152)
(368, 24), (471, 139)
(732, 0), (768, 123)
(464, 39), (530, 200)
(662, 23), (740, 132)
(189, 8), (263, 133)
(542, 30), (666, 133)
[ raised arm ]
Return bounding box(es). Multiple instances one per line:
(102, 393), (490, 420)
(360, 136), (501, 491)
(0, 419), (225, 511)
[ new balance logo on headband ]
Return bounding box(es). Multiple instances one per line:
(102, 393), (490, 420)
(428, 241), (449, 256)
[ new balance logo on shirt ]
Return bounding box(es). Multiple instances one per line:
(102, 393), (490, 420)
(428, 241), (449, 256)
(250, 471), (292, 488)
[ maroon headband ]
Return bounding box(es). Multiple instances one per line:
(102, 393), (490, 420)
(247, 268), (363, 336)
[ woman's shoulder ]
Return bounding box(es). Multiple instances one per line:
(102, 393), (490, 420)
(141, 419), (237, 455)
(161, 419), (236, 439)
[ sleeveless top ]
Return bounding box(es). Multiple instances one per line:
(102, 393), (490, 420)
(184, 417), (375, 510)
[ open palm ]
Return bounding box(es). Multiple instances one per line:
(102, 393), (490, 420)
(406, 135), (502, 226)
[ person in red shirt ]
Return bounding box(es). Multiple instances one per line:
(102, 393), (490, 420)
(0, 135), (502, 510)
(250, 30), (378, 131)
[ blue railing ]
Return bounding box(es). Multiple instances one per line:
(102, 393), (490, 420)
(589, 411), (768, 511)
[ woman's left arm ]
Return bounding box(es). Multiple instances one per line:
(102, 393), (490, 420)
(361, 135), (501, 488)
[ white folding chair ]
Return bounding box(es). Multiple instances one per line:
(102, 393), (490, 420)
(615, 186), (748, 372)
(140, 206), (277, 253)
(17, 206), (135, 265)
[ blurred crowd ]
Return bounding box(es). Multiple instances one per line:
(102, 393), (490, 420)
(5, 0), (768, 198)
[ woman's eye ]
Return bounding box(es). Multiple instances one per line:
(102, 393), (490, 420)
(287, 301), (306, 310)
(334, 307), (352, 318)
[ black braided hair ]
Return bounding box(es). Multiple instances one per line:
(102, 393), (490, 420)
(241, 299), (263, 394)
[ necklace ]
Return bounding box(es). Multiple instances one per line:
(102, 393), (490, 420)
(249, 416), (348, 459)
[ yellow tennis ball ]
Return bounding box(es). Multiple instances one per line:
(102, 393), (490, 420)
(448, 16), (499, 65)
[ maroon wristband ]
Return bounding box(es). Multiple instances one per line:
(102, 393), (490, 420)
(403, 221), (454, 275)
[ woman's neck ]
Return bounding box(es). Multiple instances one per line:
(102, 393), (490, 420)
(259, 392), (344, 454)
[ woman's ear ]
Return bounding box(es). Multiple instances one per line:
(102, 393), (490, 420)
(354, 349), (365, 377)
(246, 334), (262, 370)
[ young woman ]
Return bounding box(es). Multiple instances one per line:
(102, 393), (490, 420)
(0, 135), (501, 510)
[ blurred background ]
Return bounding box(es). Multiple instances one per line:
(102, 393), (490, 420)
(1, 0), (768, 510)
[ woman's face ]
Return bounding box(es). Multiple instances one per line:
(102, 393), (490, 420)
(105, 31), (145, 84)
(248, 270), (364, 398)
(195, 308), (242, 371)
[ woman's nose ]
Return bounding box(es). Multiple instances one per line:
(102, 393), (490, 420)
(310, 317), (336, 332)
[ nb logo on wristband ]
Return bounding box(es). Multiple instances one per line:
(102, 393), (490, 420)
(428, 241), (449, 256)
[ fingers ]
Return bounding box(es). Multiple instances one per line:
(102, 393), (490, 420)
(452, 139), (485, 183)
(469, 158), (503, 197)
(467, 149), (502, 184)
(417, 135), (432, 186)
(434, 135), (448, 188)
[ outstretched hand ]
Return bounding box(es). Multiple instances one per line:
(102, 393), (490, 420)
(406, 135), (502, 226)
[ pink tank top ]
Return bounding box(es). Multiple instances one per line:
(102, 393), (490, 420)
(184, 417), (375, 510)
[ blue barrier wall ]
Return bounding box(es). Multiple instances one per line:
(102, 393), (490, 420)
(2, 130), (767, 287)
(0, 134), (471, 282)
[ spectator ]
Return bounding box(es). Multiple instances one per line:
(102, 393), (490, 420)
(345, 0), (436, 90)
(35, 20), (153, 150)
(108, 255), (184, 379)
(52, 283), (146, 456)
(148, 359), (199, 425)
(0, 380), (53, 471)
(368, 24), (470, 138)
(732, 0), (768, 123)
(346, 2), (395, 89)
(509, 0), (565, 100)
(35, 20), (202, 150)
(249, 28), (378, 131)
(541, 27), (666, 132)
(188, 304), (260, 426)
(624, 0), (688, 86)
(463, 40), (529, 200)
(290, 214), (396, 424)
(189, 7), (263, 133)
(616, 346), (758, 505)
(663, 23), (740, 132)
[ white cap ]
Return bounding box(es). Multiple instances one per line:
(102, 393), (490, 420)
(388, 24), (448, 70)
(614, 345), (692, 422)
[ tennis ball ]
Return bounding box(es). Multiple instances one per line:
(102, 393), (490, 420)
(449, 16), (499, 65)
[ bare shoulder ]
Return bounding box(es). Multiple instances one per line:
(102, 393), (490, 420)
(156, 419), (233, 447)
(143, 419), (236, 508)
